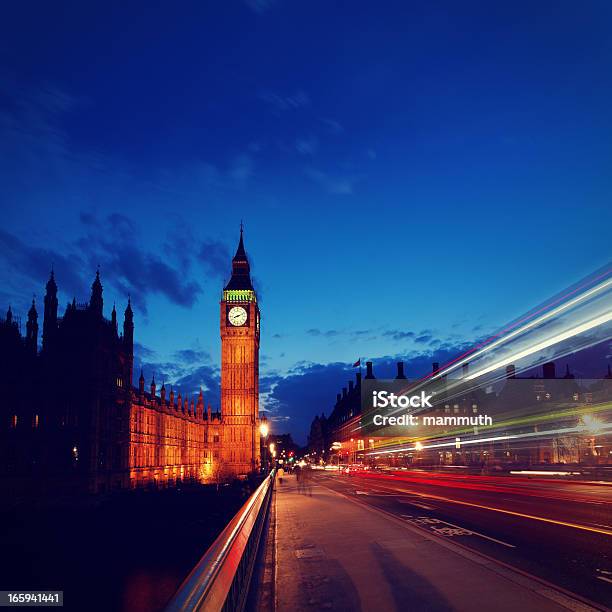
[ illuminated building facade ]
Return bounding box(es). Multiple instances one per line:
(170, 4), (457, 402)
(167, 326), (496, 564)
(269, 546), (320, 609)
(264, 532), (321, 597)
(0, 230), (260, 497)
(320, 359), (611, 468)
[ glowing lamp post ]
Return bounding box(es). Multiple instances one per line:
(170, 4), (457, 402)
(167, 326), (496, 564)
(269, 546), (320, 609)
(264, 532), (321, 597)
(259, 420), (269, 473)
(581, 414), (603, 462)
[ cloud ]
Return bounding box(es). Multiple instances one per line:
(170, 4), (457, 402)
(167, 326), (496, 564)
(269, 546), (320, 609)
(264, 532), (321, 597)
(320, 118), (344, 134)
(264, 339), (487, 444)
(198, 240), (231, 279)
(0, 209), (217, 318)
(295, 136), (318, 156)
(173, 348), (211, 364)
(383, 330), (415, 341)
(262, 362), (355, 442)
(306, 328), (321, 336)
(133, 352), (220, 408)
(134, 342), (156, 361)
(304, 167), (357, 195)
(415, 334), (433, 344)
(0, 79), (76, 170)
(258, 90), (310, 113)
(173, 364), (221, 407)
(244, 0), (277, 13)
(0, 229), (88, 305)
(228, 153), (254, 186)
(76, 212), (203, 314)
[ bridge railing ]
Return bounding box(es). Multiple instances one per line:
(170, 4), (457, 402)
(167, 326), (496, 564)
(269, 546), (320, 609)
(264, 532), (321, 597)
(165, 471), (275, 612)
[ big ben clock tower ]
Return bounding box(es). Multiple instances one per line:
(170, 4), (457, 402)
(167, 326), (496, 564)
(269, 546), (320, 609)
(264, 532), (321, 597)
(220, 225), (261, 475)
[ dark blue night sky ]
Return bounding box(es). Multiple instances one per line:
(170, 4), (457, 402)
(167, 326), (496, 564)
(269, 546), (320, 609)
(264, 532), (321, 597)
(1, 1), (611, 442)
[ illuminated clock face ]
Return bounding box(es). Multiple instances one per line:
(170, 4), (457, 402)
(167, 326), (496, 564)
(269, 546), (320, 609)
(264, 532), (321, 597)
(228, 306), (247, 326)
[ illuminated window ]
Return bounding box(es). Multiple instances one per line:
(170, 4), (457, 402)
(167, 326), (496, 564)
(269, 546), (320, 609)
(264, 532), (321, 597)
(33, 414), (39, 428)
(11, 415), (18, 428)
(116, 377), (123, 388)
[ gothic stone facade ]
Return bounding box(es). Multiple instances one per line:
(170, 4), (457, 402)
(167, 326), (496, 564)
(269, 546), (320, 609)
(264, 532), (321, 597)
(0, 231), (260, 497)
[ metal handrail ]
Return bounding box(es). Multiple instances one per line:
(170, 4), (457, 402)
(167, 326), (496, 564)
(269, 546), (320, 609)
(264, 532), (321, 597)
(165, 471), (275, 612)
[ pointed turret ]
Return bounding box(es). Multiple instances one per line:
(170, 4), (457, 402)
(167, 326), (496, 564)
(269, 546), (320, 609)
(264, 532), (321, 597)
(123, 297), (134, 386)
(111, 303), (117, 331)
(139, 369), (145, 395)
(161, 381), (166, 403)
(42, 269), (58, 351)
(25, 299), (38, 356)
(150, 375), (156, 398)
(6, 305), (12, 325)
(224, 224), (254, 291)
(90, 268), (103, 316)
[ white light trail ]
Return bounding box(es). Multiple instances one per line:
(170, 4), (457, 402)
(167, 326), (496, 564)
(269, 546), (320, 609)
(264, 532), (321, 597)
(428, 277), (611, 383)
(464, 312), (612, 381)
(367, 422), (612, 456)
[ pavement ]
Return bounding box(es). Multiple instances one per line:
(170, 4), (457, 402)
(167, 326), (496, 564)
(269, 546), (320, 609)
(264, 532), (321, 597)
(273, 473), (600, 612)
(316, 469), (612, 608)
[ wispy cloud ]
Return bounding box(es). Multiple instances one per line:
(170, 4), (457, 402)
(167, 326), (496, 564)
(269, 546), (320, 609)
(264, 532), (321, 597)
(228, 153), (254, 185)
(304, 167), (357, 195)
(173, 348), (211, 364)
(320, 118), (344, 134)
(77, 213), (201, 314)
(244, 0), (277, 13)
(383, 330), (415, 341)
(258, 89), (310, 113)
(198, 240), (232, 279)
(295, 136), (318, 156)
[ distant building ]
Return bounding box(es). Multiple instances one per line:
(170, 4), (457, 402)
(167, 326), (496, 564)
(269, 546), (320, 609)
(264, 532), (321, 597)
(0, 229), (262, 498)
(316, 358), (611, 468)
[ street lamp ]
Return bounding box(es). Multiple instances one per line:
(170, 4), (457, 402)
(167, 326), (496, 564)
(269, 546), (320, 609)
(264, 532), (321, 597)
(259, 419), (269, 473)
(581, 414), (603, 433)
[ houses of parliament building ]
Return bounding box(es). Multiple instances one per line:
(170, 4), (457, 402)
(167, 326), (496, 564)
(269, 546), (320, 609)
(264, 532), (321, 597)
(0, 229), (261, 497)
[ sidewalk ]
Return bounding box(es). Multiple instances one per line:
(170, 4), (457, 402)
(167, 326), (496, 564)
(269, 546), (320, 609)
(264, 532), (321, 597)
(274, 474), (592, 612)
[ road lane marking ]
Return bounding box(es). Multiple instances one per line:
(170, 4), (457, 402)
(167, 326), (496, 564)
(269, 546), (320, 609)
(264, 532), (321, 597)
(402, 515), (515, 547)
(398, 500), (435, 510)
(434, 518), (515, 548)
(376, 483), (612, 537)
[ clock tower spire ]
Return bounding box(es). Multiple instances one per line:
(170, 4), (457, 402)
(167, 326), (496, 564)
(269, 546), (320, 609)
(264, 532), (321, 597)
(220, 225), (261, 476)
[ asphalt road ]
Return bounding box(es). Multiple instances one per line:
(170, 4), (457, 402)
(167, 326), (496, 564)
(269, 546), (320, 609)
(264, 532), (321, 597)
(312, 469), (612, 609)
